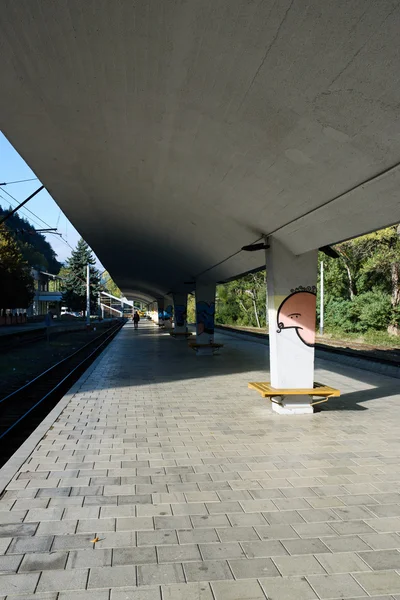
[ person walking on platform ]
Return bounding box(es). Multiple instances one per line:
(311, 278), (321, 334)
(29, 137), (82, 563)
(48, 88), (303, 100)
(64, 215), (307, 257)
(133, 310), (140, 329)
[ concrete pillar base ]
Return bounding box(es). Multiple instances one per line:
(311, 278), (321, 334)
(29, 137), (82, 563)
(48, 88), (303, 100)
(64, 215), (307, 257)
(272, 396), (313, 415)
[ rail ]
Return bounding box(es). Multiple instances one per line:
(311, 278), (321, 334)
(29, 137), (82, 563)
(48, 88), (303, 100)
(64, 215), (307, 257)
(0, 319), (125, 466)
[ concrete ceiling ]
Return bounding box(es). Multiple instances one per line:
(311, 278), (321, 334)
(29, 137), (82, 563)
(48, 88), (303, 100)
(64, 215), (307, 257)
(1, 0), (400, 300)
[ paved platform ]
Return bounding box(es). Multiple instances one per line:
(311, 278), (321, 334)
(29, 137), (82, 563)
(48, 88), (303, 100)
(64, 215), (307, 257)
(1, 322), (400, 600)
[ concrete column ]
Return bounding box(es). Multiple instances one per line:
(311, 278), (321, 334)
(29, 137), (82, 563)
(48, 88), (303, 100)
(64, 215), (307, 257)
(164, 300), (173, 329)
(195, 282), (216, 355)
(266, 237), (318, 414)
(173, 293), (188, 333)
(157, 298), (164, 326)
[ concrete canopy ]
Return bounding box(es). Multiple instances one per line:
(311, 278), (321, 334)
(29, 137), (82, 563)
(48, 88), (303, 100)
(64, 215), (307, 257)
(1, 1), (400, 298)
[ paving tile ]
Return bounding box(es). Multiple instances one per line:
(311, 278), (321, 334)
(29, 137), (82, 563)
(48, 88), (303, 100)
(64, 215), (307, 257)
(6, 594), (58, 600)
(137, 562), (184, 586)
(358, 549), (400, 570)
(177, 529), (219, 545)
(228, 557), (280, 579)
(172, 502), (208, 516)
(255, 525), (299, 540)
(259, 576), (317, 600)
(217, 527), (259, 543)
(157, 544), (201, 563)
(0, 573), (40, 594)
(112, 547), (156, 566)
(307, 573), (367, 598)
(360, 532), (400, 549)
(66, 548), (112, 568)
(206, 502), (243, 514)
(192, 515), (231, 529)
(0, 523), (38, 538)
(292, 522), (337, 538)
(7, 535), (53, 554)
(282, 538), (331, 555)
(0, 537), (11, 555)
(52, 534), (97, 551)
(36, 521), (77, 535)
(199, 542), (245, 560)
(184, 559), (233, 582)
(316, 551), (370, 574)
(111, 587), (161, 600)
(132, 528), (174, 546)
(353, 570), (400, 595)
(37, 568), (88, 592)
(19, 551), (68, 572)
(116, 517), (154, 531)
(88, 565), (137, 588)
(273, 554), (326, 576)
(0, 554), (23, 573)
(60, 592), (110, 600)
(320, 535), (372, 553)
(211, 579), (266, 600)
(161, 582), (213, 600)
(262, 510), (305, 525)
(241, 539), (288, 558)
(330, 520), (376, 535)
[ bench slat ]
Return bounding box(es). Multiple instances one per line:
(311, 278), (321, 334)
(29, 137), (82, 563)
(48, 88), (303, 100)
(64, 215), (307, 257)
(248, 382), (340, 398)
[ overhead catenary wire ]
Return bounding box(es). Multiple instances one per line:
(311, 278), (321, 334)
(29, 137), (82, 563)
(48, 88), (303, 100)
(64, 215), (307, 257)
(0, 186), (53, 229)
(0, 177), (39, 186)
(0, 193), (45, 230)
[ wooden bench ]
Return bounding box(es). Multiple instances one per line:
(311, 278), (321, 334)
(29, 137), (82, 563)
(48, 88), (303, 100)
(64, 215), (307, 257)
(248, 381), (340, 406)
(189, 342), (224, 354)
(169, 331), (193, 338)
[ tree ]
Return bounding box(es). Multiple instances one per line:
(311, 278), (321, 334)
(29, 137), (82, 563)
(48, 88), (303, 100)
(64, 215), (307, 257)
(0, 223), (34, 314)
(62, 239), (100, 314)
(102, 271), (122, 298)
(216, 272), (266, 328)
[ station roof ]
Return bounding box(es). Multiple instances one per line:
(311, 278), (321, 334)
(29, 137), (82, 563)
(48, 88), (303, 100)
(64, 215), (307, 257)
(1, 1), (400, 300)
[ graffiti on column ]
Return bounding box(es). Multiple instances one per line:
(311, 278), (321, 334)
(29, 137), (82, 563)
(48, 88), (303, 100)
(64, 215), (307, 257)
(276, 286), (316, 347)
(165, 305), (173, 322)
(196, 301), (215, 335)
(175, 305), (187, 327)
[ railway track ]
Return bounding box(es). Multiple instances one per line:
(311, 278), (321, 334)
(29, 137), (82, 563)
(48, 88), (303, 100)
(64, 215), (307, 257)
(0, 319), (125, 468)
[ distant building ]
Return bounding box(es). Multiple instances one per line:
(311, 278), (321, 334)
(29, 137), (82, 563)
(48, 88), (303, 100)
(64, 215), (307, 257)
(27, 270), (63, 316)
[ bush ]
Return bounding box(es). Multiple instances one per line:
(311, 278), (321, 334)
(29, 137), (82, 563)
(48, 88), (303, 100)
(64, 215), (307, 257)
(352, 291), (392, 332)
(324, 291), (392, 334)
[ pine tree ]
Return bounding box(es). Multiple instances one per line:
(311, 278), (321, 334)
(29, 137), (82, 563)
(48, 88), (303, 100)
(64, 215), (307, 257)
(0, 224), (34, 314)
(62, 239), (100, 314)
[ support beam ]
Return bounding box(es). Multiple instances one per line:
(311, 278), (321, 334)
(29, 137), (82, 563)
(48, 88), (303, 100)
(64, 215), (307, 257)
(195, 282), (216, 355)
(266, 238), (318, 414)
(172, 293), (188, 334)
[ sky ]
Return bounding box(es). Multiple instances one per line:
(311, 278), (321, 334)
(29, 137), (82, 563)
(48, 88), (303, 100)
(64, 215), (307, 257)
(0, 132), (104, 270)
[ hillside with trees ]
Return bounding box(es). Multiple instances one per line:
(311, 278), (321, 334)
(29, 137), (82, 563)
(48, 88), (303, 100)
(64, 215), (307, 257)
(0, 223), (34, 314)
(0, 206), (62, 273)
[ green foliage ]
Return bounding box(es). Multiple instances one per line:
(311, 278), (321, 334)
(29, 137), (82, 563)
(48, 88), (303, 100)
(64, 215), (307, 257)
(62, 239), (100, 313)
(0, 223), (34, 311)
(101, 271), (122, 298)
(216, 272), (266, 328)
(217, 226), (400, 338)
(187, 295), (196, 323)
(324, 291), (392, 333)
(0, 206), (62, 273)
